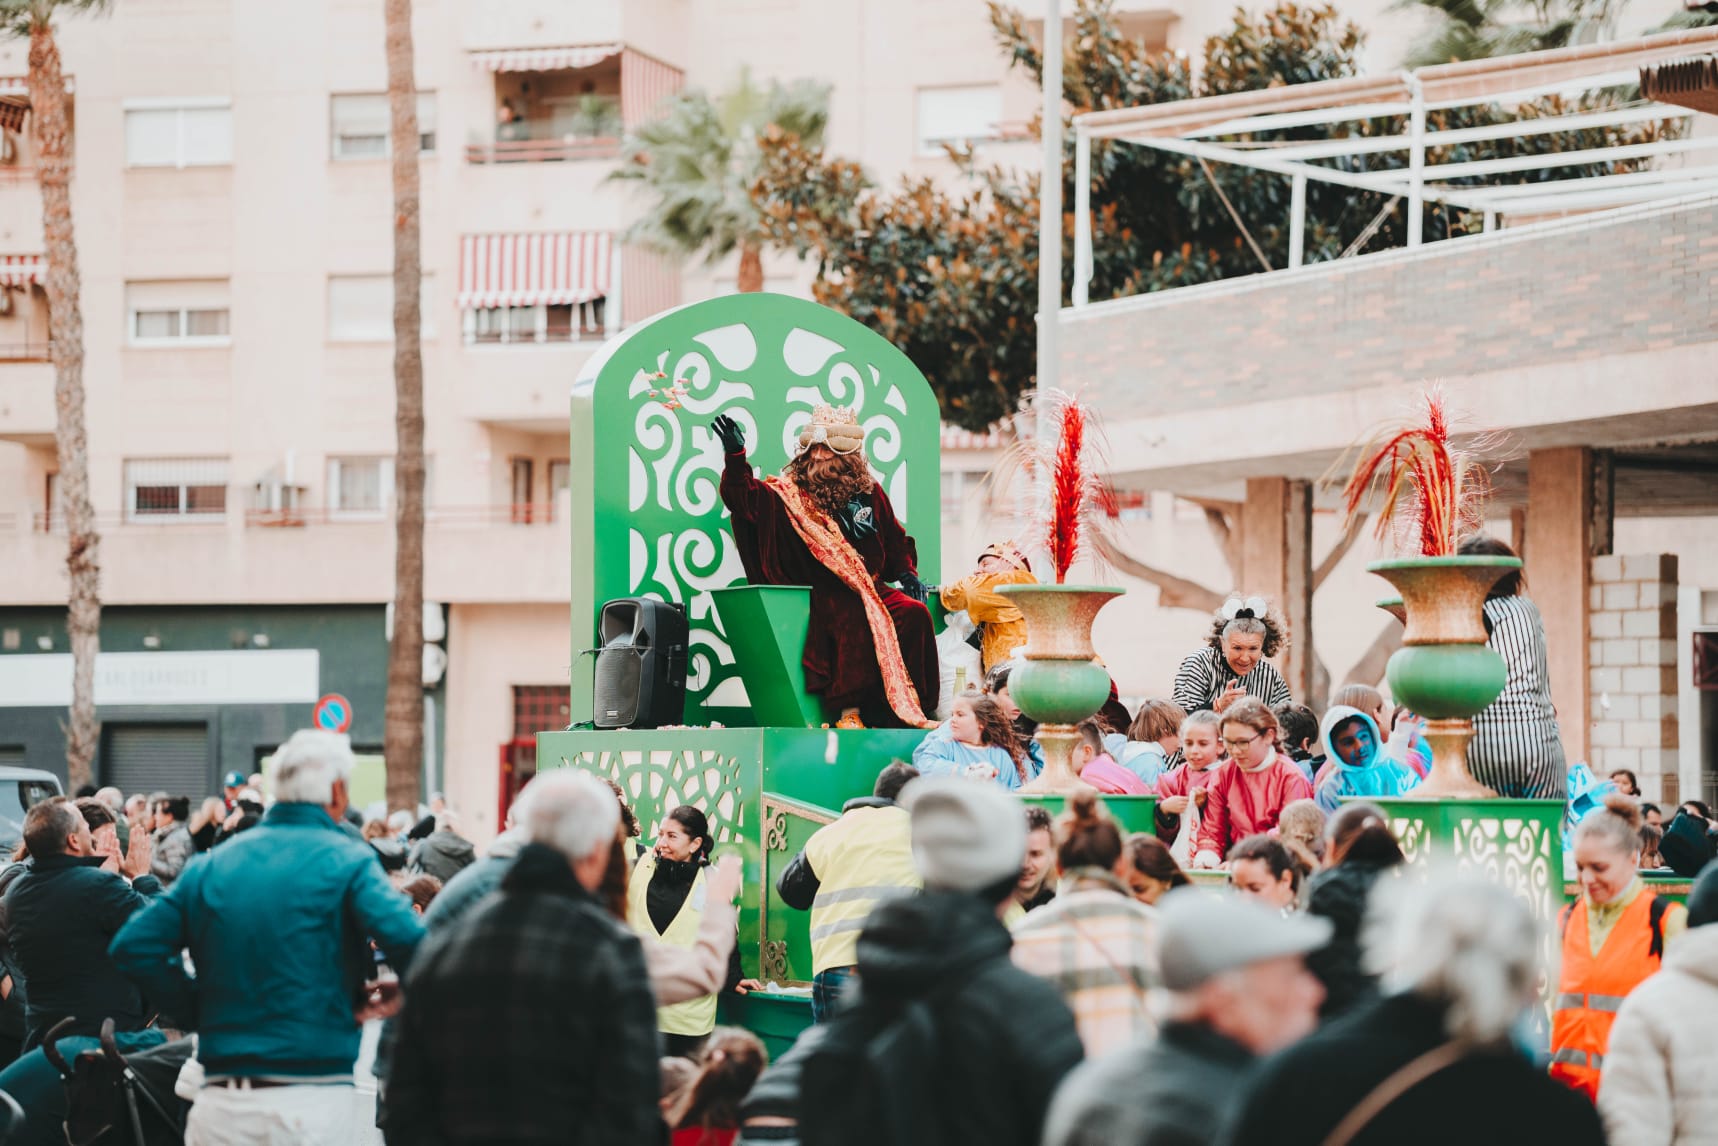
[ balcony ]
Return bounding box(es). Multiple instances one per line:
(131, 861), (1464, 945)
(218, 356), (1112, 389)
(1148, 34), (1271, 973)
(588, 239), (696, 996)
(0, 356), (53, 444)
(9, 503), (571, 606)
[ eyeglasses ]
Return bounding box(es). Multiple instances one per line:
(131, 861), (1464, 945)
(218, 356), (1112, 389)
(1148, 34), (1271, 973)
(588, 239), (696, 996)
(1222, 734), (1261, 752)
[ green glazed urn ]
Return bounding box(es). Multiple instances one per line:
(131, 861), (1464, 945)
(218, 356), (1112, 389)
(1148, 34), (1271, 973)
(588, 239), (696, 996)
(996, 584), (1125, 794)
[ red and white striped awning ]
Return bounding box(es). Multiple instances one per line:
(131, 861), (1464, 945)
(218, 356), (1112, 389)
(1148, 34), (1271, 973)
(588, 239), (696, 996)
(458, 233), (612, 309)
(0, 255), (44, 286)
(469, 44), (621, 73)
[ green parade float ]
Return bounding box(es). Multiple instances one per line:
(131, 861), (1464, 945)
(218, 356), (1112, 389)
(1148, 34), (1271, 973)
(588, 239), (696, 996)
(538, 298), (1661, 1054)
(536, 293), (1148, 1054)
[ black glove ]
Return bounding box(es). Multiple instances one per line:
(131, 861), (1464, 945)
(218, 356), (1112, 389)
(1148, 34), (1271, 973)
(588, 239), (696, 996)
(898, 572), (928, 603)
(711, 414), (746, 455)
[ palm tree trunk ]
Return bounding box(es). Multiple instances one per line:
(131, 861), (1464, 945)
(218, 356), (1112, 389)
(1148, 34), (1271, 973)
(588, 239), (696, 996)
(736, 241), (764, 293)
(31, 22), (98, 790)
(383, 0), (424, 815)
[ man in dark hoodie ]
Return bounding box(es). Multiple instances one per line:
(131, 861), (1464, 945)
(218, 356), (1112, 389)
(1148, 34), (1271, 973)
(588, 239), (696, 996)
(798, 776), (1084, 1146)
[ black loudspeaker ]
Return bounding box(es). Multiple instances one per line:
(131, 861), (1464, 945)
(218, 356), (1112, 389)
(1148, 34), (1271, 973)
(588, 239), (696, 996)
(592, 598), (689, 729)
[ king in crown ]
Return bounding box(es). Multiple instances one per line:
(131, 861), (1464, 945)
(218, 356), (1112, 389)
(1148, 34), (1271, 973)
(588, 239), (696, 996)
(711, 406), (939, 729)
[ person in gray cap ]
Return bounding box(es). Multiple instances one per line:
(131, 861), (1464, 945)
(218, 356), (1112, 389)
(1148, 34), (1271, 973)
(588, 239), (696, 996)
(1042, 888), (1329, 1146)
(798, 777), (1084, 1146)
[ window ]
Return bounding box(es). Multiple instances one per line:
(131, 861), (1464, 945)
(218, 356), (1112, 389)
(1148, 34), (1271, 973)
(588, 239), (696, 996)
(331, 93), (437, 160)
(328, 456), (393, 517)
(916, 85), (1002, 155)
(124, 102), (232, 168)
(462, 300), (604, 345)
(127, 280), (230, 346)
(328, 275), (435, 341)
(124, 458), (228, 522)
(548, 459), (570, 522)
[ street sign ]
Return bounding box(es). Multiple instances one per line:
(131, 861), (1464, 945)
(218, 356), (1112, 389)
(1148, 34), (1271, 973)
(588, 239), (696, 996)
(313, 692), (353, 734)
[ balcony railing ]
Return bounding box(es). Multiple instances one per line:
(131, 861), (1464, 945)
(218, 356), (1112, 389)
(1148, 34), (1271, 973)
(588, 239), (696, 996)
(465, 137), (622, 164)
(244, 503), (561, 528)
(0, 341), (53, 362)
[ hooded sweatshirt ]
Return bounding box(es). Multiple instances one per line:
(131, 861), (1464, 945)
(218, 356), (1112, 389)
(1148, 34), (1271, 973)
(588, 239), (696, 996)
(800, 891), (1084, 1146)
(1314, 706), (1420, 813)
(408, 829), (478, 883)
(1597, 923), (1718, 1146)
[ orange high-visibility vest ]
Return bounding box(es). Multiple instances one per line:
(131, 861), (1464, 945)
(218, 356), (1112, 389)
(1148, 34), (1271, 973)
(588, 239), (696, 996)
(1550, 890), (1668, 1102)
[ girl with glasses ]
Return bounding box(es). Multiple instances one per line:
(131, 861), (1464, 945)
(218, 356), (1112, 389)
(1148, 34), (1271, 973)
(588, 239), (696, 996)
(1191, 699), (1312, 869)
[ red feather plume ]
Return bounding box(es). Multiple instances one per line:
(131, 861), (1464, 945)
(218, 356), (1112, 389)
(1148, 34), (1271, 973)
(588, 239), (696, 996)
(1337, 387), (1492, 558)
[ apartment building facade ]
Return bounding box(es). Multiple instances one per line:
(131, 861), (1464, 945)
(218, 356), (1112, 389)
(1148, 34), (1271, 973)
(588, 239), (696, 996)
(0, 0), (1448, 836)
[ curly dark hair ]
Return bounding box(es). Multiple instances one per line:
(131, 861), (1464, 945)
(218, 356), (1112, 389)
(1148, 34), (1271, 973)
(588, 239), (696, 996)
(785, 445), (873, 517)
(957, 695), (1028, 784)
(1204, 595), (1288, 659)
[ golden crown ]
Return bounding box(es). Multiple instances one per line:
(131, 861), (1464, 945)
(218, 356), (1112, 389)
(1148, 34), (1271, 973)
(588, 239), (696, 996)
(796, 404), (866, 454)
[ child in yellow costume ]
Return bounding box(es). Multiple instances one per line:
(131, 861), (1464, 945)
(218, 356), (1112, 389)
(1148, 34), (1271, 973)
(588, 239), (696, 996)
(937, 541), (1039, 674)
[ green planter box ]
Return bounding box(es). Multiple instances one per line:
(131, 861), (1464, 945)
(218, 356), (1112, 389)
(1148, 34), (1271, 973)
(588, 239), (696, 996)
(718, 990), (815, 1062)
(1019, 794), (1157, 836)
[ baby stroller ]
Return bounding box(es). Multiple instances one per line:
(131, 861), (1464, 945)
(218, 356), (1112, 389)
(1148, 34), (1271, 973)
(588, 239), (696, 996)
(43, 1019), (191, 1146)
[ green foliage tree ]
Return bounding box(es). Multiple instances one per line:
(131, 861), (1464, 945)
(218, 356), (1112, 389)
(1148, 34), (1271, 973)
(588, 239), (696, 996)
(1399, 0), (1627, 67)
(612, 71), (830, 292)
(755, 0), (1678, 431)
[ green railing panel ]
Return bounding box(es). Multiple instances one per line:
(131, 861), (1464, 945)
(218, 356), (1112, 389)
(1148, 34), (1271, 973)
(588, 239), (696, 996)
(1021, 794), (1157, 836)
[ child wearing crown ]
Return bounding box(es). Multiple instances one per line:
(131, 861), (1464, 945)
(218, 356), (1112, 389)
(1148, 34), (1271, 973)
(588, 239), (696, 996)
(932, 541), (1039, 675)
(1170, 595), (1294, 715)
(711, 407), (939, 729)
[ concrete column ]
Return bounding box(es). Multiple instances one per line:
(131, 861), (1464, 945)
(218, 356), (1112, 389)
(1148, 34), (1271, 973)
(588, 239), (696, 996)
(1526, 447), (1605, 767)
(1240, 477), (1314, 702)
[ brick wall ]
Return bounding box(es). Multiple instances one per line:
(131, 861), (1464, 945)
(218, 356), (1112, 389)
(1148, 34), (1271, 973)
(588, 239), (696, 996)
(1588, 553), (1680, 803)
(1061, 195), (1718, 415)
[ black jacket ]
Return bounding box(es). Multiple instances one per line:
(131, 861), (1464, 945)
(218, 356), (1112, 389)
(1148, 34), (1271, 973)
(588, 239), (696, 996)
(1303, 860), (1393, 1020)
(3, 853), (161, 1048)
(384, 843), (664, 1146)
(800, 890), (1084, 1146)
(1219, 993), (1604, 1146)
(1043, 1021), (1255, 1146)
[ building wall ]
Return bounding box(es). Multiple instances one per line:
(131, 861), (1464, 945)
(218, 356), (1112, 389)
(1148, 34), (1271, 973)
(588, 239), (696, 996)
(1061, 195), (1718, 423)
(1589, 554), (1681, 803)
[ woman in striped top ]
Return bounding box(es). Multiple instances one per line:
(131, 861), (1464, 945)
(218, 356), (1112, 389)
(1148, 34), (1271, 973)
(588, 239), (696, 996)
(1172, 595), (1293, 715)
(1460, 535), (1568, 799)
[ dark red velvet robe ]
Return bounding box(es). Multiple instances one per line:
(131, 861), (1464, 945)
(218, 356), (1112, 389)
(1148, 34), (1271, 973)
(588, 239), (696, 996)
(719, 450), (939, 728)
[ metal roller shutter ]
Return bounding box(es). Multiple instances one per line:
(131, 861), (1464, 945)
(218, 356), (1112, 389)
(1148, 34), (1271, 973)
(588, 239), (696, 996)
(102, 723), (210, 798)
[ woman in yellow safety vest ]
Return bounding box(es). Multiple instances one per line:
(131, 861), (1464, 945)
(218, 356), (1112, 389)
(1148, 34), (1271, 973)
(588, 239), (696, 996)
(628, 805), (760, 1057)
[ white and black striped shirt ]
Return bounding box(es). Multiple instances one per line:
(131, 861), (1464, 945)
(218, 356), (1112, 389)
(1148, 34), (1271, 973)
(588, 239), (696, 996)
(1470, 594), (1566, 800)
(1172, 646), (1292, 714)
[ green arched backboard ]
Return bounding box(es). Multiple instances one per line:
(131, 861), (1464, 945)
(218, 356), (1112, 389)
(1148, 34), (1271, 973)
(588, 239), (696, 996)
(570, 293), (943, 726)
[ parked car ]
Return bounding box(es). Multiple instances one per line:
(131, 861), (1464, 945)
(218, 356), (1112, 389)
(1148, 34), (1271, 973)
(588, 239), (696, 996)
(0, 767), (65, 855)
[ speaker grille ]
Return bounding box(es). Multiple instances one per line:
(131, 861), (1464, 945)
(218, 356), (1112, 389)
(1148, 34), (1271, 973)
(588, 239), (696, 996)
(593, 649), (643, 729)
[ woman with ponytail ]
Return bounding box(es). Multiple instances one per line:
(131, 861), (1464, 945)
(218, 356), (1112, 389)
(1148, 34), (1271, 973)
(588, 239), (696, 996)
(1551, 795), (1688, 1102)
(1010, 792), (1161, 1057)
(1303, 801), (1406, 1020)
(668, 1027), (768, 1146)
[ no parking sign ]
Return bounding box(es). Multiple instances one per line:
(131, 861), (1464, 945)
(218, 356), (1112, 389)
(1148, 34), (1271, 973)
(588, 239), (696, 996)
(313, 693), (353, 734)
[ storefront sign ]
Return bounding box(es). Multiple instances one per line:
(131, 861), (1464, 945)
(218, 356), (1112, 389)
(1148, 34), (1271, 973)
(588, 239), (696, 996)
(0, 649), (320, 707)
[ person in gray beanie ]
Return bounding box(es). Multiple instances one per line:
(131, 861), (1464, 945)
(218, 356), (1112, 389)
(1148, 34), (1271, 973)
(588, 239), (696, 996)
(1043, 889), (1329, 1146)
(798, 777), (1083, 1146)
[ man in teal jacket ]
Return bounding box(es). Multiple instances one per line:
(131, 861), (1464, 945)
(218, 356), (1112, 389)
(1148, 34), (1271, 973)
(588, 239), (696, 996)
(111, 730), (425, 1145)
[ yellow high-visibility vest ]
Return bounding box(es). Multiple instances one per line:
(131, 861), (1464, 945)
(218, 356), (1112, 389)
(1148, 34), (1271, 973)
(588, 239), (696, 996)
(628, 852), (719, 1037)
(803, 805), (921, 976)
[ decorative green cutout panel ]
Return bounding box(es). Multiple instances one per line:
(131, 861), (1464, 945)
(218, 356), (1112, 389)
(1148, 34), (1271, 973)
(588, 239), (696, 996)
(563, 746), (748, 848)
(569, 294), (943, 726)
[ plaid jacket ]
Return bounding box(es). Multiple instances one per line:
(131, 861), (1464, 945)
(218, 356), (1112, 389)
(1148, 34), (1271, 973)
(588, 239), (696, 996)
(384, 843), (665, 1146)
(1010, 872), (1160, 1059)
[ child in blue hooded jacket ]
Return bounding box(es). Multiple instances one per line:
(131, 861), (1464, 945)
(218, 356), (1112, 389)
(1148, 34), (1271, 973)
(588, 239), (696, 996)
(1314, 705), (1421, 812)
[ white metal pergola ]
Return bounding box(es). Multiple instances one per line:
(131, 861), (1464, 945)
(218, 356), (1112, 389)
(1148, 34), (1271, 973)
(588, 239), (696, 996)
(1068, 25), (1718, 308)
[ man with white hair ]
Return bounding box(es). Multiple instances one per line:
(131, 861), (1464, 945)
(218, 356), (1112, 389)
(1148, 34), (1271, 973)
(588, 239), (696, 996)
(1042, 890), (1330, 1146)
(110, 729), (425, 1146)
(382, 769), (662, 1146)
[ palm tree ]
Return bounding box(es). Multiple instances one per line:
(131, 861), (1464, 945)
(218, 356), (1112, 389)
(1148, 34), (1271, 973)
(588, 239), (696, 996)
(611, 70), (829, 292)
(0, 0), (109, 789)
(1400, 0), (1627, 67)
(383, 0), (424, 814)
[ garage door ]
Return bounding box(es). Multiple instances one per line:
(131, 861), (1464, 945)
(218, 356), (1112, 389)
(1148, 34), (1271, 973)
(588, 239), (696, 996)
(102, 724), (210, 798)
